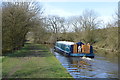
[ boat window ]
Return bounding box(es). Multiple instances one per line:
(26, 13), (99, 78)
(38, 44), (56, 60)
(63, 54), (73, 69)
(57, 43), (59, 47)
(65, 45), (70, 51)
(58, 43), (61, 48)
(61, 44), (65, 50)
(56, 42), (71, 51)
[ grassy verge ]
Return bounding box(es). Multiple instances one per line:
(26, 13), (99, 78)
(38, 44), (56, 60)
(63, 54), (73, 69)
(0, 56), (2, 80)
(2, 43), (72, 78)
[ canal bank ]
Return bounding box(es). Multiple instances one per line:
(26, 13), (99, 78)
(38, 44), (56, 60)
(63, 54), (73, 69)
(2, 43), (72, 78)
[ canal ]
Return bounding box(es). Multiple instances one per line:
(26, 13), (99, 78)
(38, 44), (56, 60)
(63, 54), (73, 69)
(50, 48), (118, 78)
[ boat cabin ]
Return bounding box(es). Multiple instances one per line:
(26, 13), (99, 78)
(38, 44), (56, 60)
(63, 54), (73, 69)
(54, 41), (94, 58)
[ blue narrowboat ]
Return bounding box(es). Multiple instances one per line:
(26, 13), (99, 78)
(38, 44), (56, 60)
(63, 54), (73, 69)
(54, 41), (94, 58)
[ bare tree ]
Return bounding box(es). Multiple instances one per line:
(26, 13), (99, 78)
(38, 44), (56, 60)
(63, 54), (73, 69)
(46, 15), (65, 43)
(2, 2), (43, 53)
(68, 16), (82, 32)
(31, 18), (48, 43)
(79, 10), (101, 44)
(67, 10), (101, 43)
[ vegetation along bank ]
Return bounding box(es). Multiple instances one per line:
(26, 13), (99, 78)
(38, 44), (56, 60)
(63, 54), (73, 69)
(2, 43), (72, 78)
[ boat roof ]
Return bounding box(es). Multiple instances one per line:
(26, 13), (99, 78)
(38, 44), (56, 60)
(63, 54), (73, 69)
(56, 41), (75, 45)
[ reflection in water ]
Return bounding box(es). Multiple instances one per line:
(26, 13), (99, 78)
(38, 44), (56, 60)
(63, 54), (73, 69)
(52, 49), (118, 78)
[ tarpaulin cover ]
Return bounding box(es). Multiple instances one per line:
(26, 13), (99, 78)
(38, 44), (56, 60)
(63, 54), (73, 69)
(70, 45), (73, 53)
(90, 46), (93, 53)
(76, 42), (84, 46)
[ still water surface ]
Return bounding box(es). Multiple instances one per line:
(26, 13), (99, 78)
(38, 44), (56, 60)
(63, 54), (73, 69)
(51, 49), (118, 78)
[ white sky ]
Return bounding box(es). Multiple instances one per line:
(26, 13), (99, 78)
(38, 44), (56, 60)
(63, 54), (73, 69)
(41, 2), (118, 24)
(2, 0), (119, 2)
(1, 1), (118, 24)
(1, 0), (119, 28)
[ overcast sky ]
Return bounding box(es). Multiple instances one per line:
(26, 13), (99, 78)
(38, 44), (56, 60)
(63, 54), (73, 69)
(41, 2), (117, 24)
(1, 1), (118, 24)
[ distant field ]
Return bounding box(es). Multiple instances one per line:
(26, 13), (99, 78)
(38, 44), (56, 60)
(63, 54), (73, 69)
(2, 43), (72, 78)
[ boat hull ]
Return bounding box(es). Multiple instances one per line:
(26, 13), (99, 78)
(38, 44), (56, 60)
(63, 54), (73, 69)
(54, 46), (70, 56)
(70, 53), (94, 58)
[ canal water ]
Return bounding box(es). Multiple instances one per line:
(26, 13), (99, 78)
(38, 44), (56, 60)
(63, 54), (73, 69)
(51, 49), (118, 78)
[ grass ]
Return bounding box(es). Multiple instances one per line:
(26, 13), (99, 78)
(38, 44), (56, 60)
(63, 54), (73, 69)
(2, 43), (72, 78)
(0, 56), (2, 80)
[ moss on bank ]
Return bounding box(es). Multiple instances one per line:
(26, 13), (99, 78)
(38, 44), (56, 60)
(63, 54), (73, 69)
(2, 43), (72, 78)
